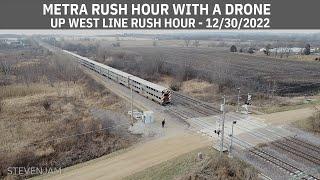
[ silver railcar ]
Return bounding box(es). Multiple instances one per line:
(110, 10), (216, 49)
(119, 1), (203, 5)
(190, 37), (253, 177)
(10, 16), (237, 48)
(63, 50), (171, 105)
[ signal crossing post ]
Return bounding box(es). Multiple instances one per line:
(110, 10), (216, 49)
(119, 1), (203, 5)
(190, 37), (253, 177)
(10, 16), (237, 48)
(236, 88), (240, 112)
(129, 76), (133, 126)
(220, 95), (226, 156)
(131, 84), (133, 125)
(247, 93), (252, 114)
(229, 120), (237, 156)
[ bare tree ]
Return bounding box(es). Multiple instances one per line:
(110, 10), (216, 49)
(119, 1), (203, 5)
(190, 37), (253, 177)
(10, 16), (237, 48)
(154, 54), (165, 74)
(180, 58), (196, 81)
(184, 39), (191, 47)
(152, 41), (157, 47)
(0, 98), (3, 113)
(310, 108), (320, 132)
(0, 61), (13, 75)
(304, 43), (311, 55)
(193, 40), (200, 48)
(264, 44), (271, 56)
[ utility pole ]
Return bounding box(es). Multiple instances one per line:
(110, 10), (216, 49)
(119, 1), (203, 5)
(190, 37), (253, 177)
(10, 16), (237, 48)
(272, 80), (276, 98)
(236, 88), (240, 112)
(246, 93), (252, 114)
(129, 76), (133, 126)
(229, 121), (237, 156)
(220, 95), (226, 156)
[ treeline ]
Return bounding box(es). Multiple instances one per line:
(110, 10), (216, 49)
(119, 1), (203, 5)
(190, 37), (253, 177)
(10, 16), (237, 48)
(0, 46), (83, 87)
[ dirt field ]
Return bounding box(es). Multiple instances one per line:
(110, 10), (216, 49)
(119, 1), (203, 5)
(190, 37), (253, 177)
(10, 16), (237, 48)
(57, 38), (320, 96)
(116, 46), (320, 93)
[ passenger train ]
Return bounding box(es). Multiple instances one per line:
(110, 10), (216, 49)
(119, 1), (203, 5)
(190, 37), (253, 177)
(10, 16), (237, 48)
(63, 50), (171, 105)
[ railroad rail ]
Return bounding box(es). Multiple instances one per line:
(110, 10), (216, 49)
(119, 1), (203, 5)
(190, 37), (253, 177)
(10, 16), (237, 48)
(167, 92), (221, 120)
(285, 137), (320, 154)
(234, 138), (319, 180)
(271, 141), (320, 166)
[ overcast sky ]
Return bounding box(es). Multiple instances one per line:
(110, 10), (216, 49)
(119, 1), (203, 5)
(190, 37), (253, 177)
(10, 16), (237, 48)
(0, 29), (320, 36)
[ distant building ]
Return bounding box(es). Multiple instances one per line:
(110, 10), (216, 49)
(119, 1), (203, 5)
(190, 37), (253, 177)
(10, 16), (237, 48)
(259, 47), (319, 55)
(270, 47), (303, 54)
(0, 37), (26, 47)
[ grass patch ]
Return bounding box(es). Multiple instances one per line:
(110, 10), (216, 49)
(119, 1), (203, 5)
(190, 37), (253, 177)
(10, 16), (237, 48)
(257, 99), (320, 114)
(124, 147), (215, 180)
(33, 146), (134, 180)
(125, 146), (258, 180)
(0, 84), (53, 99)
(293, 110), (320, 134)
(293, 118), (317, 132)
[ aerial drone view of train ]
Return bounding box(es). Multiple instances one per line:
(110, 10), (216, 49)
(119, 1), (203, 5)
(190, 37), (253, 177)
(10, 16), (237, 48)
(63, 50), (171, 105)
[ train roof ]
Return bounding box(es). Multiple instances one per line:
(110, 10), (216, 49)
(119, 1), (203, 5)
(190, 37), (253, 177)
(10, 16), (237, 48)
(63, 50), (170, 92)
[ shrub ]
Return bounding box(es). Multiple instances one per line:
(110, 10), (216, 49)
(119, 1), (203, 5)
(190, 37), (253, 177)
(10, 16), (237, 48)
(183, 155), (258, 180)
(83, 77), (108, 97)
(247, 48), (255, 54)
(170, 81), (182, 91)
(230, 45), (237, 52)
(0, 85), (45, 98)
(42, 99), (51, 110)
(303, 43), (311, 55)
(310, 110), (320, 132)
(0, 99), (3, 113)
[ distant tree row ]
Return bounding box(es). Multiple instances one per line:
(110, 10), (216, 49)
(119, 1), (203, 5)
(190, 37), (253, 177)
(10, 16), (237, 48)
(230, 45), (254, 54)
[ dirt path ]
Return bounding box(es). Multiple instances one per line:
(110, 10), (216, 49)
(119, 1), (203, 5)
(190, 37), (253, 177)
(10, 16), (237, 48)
(255, 107), (315, 125)
(40, 132), (209, 180)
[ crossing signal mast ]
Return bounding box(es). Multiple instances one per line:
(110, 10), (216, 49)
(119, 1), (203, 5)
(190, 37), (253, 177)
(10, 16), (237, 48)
(247, 93), (252, 102)
(214, 95), (226, 156)
(229, 120), (237, 156)
(236, 88), (241, 112)
(246, 93), (252, 114)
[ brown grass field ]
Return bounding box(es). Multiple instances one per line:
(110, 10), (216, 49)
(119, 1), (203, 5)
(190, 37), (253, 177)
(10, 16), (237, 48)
(0, 44), (139, 179)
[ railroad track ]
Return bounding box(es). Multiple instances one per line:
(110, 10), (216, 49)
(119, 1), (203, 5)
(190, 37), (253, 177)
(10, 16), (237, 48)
(285, 137), (320, 154)
(249, 148), (319, 180)
(169, 92), (320, 179)
(172, 93), (320, 179)
(234, 138), (319, 180)
(231, 121), (320, 167)
(230, 122), (320, 166)
(271, 140), (320, 166)
(169, 92), (220, 119)
(269, 137), (320, 167)
(165, 107), (195, 120)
